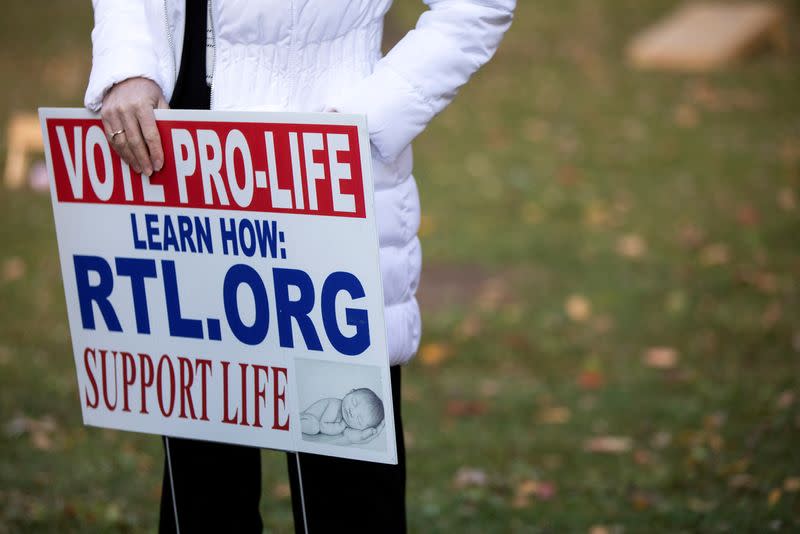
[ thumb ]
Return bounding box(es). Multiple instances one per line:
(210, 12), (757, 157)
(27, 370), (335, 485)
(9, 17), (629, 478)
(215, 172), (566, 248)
(157, 96), (170, 110)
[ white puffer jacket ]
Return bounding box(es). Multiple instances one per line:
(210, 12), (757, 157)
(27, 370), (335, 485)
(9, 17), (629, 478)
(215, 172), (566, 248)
(85, 0), (514, 365)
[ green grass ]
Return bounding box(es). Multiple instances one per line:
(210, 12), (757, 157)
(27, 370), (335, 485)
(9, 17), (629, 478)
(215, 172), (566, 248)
(2, 1), (800, 532)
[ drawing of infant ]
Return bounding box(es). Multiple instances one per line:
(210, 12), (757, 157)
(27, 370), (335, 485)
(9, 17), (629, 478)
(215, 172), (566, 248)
(300, 388), (385, 443)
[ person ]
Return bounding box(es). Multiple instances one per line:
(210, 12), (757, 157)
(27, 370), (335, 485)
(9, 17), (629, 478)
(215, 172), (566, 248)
(301, 388), (385, 436)
(85, 0), (515, 532)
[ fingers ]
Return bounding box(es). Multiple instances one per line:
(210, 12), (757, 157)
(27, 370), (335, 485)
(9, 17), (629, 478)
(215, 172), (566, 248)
(101, 109), (139, 173)
(136, 105), (164, 172)
(121, 110), (154, 176)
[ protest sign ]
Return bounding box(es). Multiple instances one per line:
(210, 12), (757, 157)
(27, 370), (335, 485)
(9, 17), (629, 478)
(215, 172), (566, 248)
(39, 108), (397, 464)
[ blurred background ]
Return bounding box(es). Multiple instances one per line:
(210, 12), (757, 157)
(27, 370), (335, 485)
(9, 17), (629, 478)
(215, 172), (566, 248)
(1, 1), (799, 532)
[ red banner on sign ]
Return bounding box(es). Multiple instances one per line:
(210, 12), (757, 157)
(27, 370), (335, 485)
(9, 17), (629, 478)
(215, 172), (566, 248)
(45, 118), (366, 218)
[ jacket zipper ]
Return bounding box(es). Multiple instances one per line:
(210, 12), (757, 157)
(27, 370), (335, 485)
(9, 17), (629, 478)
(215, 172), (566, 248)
(207, 0), (217, 109)
(163, 0), (177, 82)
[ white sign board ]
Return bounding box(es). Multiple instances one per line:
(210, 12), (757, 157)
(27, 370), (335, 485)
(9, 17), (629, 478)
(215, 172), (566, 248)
(40, 108), (397, 464)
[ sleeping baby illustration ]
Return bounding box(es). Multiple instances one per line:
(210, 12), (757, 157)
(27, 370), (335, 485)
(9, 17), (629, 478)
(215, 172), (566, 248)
(301, 388), (385, 443)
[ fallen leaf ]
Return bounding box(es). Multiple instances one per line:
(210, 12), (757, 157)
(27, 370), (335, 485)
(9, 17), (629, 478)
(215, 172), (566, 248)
(419, 342), (451, 367)
(768, 488), (782, 507)
(783, 477), (800, 492)
(729, 473), (756, 490)
(418, 214), (436, 237)
(629, 489), (653, 510)
(445, 399), (488, 418)
(2, 257), (26, 282)
(584, 436), (632, 454)
(705, 411), (727, 429)
(674, 104), (699, 128)
(533, 481), (557, 501)
(456, 314), (483, 339)
(761, 302), (782, 328)
(453, 467), (488, 489)
(556, 165), (581, 186)
(699, 243), (730, 266)
(31, 430), (53, 451)
(538, 406), (571, 424)
(777, 188), (796, 211)
(650, 431), (672, 449)
(588, 526), (611, 534)
(591, 315), (614, 334)
(688, 497), (717, 512)
(565, 294), (591, 322)
(522, 117), (550, 143)
(584, 203), (611, 228)
(272, 483), (291, 499)
(511, 493), (530, 509)
(578, 370), (605, 391)
(634, 449), (653, 465)
(678, 224), (706, 249)
(779, 137), (800, 163)
(477, 278), (507, 313)
(479, 379), (500, 398)
(736, 205), (760, 227)
(404, 430), (415, 448)
(776, 390), (794, 410)
(513, 479), (557, 508)
(643, 347), (679, 369)
(616, 234), (647, 259)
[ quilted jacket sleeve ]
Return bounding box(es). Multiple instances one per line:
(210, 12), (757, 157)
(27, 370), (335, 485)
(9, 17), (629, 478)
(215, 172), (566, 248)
(84, 0), (166, 112)
(329, 0), (515, 162)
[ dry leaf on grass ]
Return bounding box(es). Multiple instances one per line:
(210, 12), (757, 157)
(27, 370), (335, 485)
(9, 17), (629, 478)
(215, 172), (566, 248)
(783, 477), (800, 492)
(688, 497), (717, 512)
(418, 214), (436, 237)
(565, 294), (591, 322)
(729, 473), (756, 490)
(777, 188), (796, 211)
(578, 370), (605, 391)
(674, 104), (699, 128)
(643, 347), (679, 369)
(700, 243), (730, 266)
(768, 488), (782, 507)
(272, 483), (291, 499)
(5, 414), (58, 451)
(512, 480), (557, 508)
(538, 406), (571, 424)
(629, 489), (654, 510)
(445, 399), (488, 418)
(456, 314), (483, 339)
(616, 233), (647, 259)
(453, 467), (488, 489)
(419, 342), (451, 367)
(584, 435), (632, 454)
(736, 205), (760, 227)
(650, 431), (672, 449)
(2, 257), (26, 282)
(776, 390), (795, 409)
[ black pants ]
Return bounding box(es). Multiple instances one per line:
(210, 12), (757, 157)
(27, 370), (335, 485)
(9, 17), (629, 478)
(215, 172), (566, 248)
(159, 366), (406, 533)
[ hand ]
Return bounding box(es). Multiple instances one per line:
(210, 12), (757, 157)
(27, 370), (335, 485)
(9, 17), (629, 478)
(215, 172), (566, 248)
(342, 420), (385, 445)
(100, 77), (169, 176)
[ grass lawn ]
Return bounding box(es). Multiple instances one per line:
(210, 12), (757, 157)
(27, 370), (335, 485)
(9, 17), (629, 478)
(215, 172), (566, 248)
(1, 1), (799, 532)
